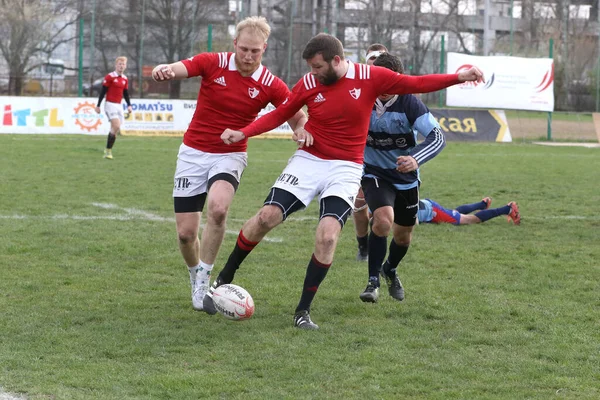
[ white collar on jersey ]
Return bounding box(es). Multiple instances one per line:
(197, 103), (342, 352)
(374, 95), (399, 118)
(345, 61), (355, 79)
(228, 53), (264, 82)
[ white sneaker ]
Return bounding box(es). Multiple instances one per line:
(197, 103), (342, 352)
(189, 267), (210, 311)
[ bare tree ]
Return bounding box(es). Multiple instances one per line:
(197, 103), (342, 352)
(89, 0), (229, 98)
(0, 0), (79, 95)
(149, 0), (230, 98)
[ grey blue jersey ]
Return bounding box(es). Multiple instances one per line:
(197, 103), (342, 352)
(363, 94), (445, 190)
(417, 199), (434, 223)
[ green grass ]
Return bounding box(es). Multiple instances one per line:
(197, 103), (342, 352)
(501, 110), (592, 122)
(1, 135), (599, 399)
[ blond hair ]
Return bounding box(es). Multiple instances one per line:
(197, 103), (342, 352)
(115, 56), (127, 63)
(235, 16), (271, 42)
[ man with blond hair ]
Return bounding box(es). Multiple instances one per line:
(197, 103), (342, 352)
(95, 56), (133, 159)
(151, 16), (307, 312)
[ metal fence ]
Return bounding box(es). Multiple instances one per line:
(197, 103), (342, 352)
(2, 0), (600, 114)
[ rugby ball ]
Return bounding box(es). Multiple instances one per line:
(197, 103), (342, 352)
(212, 284), (255, 320)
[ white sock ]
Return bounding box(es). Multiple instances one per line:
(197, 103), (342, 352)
(188, 264), (200, 286)
(198, 261), (214, 278)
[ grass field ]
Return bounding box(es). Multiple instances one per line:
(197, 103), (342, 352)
(1, 135), (599, 399)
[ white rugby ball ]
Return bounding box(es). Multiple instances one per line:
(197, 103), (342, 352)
(213, 284), (255, 320)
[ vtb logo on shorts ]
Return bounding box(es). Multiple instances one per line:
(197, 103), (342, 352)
(248, 88), (260, 98)
(174, 177), (191, 190)
(276, 173), (299, 186)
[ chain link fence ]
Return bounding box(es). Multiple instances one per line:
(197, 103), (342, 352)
(2, 0), (600, 133)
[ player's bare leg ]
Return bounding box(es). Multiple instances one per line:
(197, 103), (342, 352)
(353, 188), (369, 261)
(186, 182), (236, 312)
(240, 205), (284, 243)
(104, 118), (120, 159)
(313, 217), (342, 264)
(176, 212), (201, 266)
(176, 212), (205, 310)
(458, 214), (482, 225)
(203, 205), (284, 315)
(199, 181), (236, 265)
(294, 216), (342, 330)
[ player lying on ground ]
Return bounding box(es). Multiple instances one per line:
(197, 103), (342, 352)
(418, 197), (521, 225)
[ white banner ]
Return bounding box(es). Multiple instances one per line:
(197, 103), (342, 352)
(0, 97), (294, 136)
(0, 97), (196, 135)
(446, 53), (554, 112)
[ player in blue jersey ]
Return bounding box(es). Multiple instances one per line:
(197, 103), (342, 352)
(358, 52), (446, 304)
(418, 197), (520, 225)
(353, 43), (388, 262)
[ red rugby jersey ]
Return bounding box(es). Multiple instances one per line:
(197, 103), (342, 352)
(102, 72), (129, 104)
(241, 62), (460, 164)
(181, 52), (290, 153)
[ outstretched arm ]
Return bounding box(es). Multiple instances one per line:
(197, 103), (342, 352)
(151, 61), (189, 81)
(376, 66), (484, 96)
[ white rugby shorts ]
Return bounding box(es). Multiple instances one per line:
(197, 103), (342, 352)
(104, 101), (124, 124)
(172, 143), (247, 197)
(272, 150), (362, 208)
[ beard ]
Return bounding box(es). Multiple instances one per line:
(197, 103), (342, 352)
(235, 57), (260, 76)
(317, 68), (339, 85)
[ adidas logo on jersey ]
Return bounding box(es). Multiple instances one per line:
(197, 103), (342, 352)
(214, 76), (226, 86)
(314, 93), (326, 103)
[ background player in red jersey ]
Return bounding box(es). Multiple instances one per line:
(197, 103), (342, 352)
(204, 33), (484, 329)
(95, 56), (133, 159)
(150, 16), (307, 312)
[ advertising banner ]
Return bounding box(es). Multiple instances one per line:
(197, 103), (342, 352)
(430, 109), (511, 142)
(0, 97), (293, 136)
(446, 53), (554, 112)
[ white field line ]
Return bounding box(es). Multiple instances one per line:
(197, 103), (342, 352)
(2, 210), (599, 224)
(287, 215), (600, 221)
(0, 388), (25, 400)
(0, 203), (284, 243)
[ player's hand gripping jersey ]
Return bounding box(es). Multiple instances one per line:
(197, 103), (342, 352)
(182, 52), (290, 154)
(240, 61), (459, 164)
(363, 94), (445, 190)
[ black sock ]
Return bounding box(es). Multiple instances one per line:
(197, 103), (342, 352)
(474, 205), (510, 222)
(386, 240), (409, 272)
(106, 133), (116, 149)
(455, 200), (486, 214)
(218, 231), (259, 284)
(357, 234), (368, 251)
(295, 254), (331, 313)
(368, 231), (387, 284)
